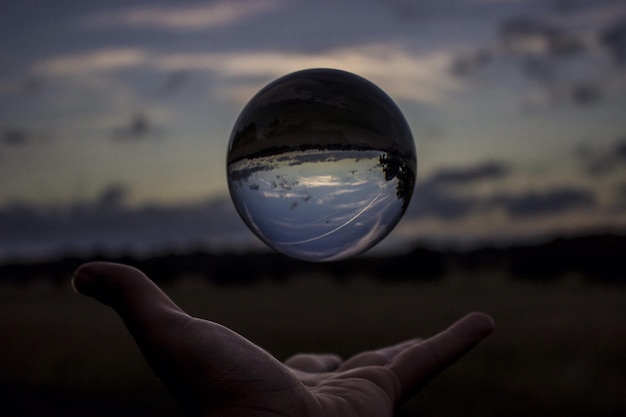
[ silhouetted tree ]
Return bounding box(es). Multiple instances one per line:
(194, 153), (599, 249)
(379, 153), (415, 211)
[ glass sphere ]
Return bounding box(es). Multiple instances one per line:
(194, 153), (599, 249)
(227, 68), (416, 262)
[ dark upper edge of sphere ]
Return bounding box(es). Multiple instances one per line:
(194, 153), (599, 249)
(226, 68), (416, 176)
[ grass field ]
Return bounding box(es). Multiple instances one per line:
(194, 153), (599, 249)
(1, 270), (625, 416)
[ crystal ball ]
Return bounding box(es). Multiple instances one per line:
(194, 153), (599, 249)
(226, 68), (416, 262)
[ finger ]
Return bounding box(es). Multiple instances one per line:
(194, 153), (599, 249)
(338, 338), (420, 371)
(73, 262), (211, 412)
(72, 261), (200, 368)
(72, 262), (194, 364)
(72, 262), (189, 332)
(73, 262), (304, 416)
(376, 338), (421, 360)
(389, 312), (494, 402)
(284, 353), (343, 373)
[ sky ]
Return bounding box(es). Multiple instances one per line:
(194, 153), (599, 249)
(1, 0), (626, 261)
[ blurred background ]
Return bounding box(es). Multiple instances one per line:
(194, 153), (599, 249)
(1, 0), (625, 416)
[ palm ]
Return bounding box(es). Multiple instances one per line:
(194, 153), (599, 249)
(73, 262), (494, 417)
(161, 316), (402, 417)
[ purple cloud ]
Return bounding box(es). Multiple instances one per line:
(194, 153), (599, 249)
(490, 187), (596, 218)
(0, 186), (254, 261)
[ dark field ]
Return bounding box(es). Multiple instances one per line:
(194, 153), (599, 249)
(1, 267), (625, 417)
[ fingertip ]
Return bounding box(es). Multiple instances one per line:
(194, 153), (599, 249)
(72, 262), (100, 296)
(72, 261), (186, 322)
(70, 273), (80, 294)
(389, 312), (495, 395)
(453, 312), (495, 341)
(72, 261), (145, 304)
(72, 261), (113, 296)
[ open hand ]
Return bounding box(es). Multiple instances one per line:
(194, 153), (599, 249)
(73, 262), (494, 417)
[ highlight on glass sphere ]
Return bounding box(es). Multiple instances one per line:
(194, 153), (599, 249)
(226, 68), (417, 262)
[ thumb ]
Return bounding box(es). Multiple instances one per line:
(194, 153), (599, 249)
(72, 261), (188, 328)
(73, 262), (210, 414)
(72, 261), (196, 363)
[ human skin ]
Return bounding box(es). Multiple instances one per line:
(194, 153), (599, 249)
(73, 261), (495, 417)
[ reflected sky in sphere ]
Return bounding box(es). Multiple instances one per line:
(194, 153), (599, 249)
(227, 68), (416, 262)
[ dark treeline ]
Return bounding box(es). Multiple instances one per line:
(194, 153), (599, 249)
(1, 234), (624, 286)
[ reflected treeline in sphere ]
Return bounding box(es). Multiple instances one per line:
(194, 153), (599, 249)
(227, 68), (416, 262)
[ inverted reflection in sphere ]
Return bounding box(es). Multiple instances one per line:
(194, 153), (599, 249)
(227, 68), (416, 262)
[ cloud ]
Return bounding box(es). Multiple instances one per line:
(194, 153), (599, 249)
(0, 77), (44, 96)
(404, 161), (596, 222)
(32, 44), (458, 105)
(578, 137), (626, 175)
(88, 0), (286, 31)
(499, 16), (586, 58)
(429, 161), (510, 185)
(449, 49), (492, 77)
(406, 161), (510, 221)
(0, 127), (52, 149)
(112, 112), (157, 141)
(496, 15), (595, 99)
(490, 186), (596, 218)
(569, 81), (603, 106)
(450, 7), (626, 109)
(600, 17), (626, 66)
(614, 182), (626, 210)
(97, 183), (129, 208)
(154, 44), (460, 104)
(516, 75), (607, 109)
(33, 48), (148, 77)
(521, 57), (555, 84)
(159, 70), (191, 97)
(408, 181), (479, 220)
(0, 189), (254, 261)
(471, 0), (534, 4)
(1, 128), (29, 146)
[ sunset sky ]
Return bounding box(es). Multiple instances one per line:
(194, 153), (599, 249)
(2, 0), (626, 260)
